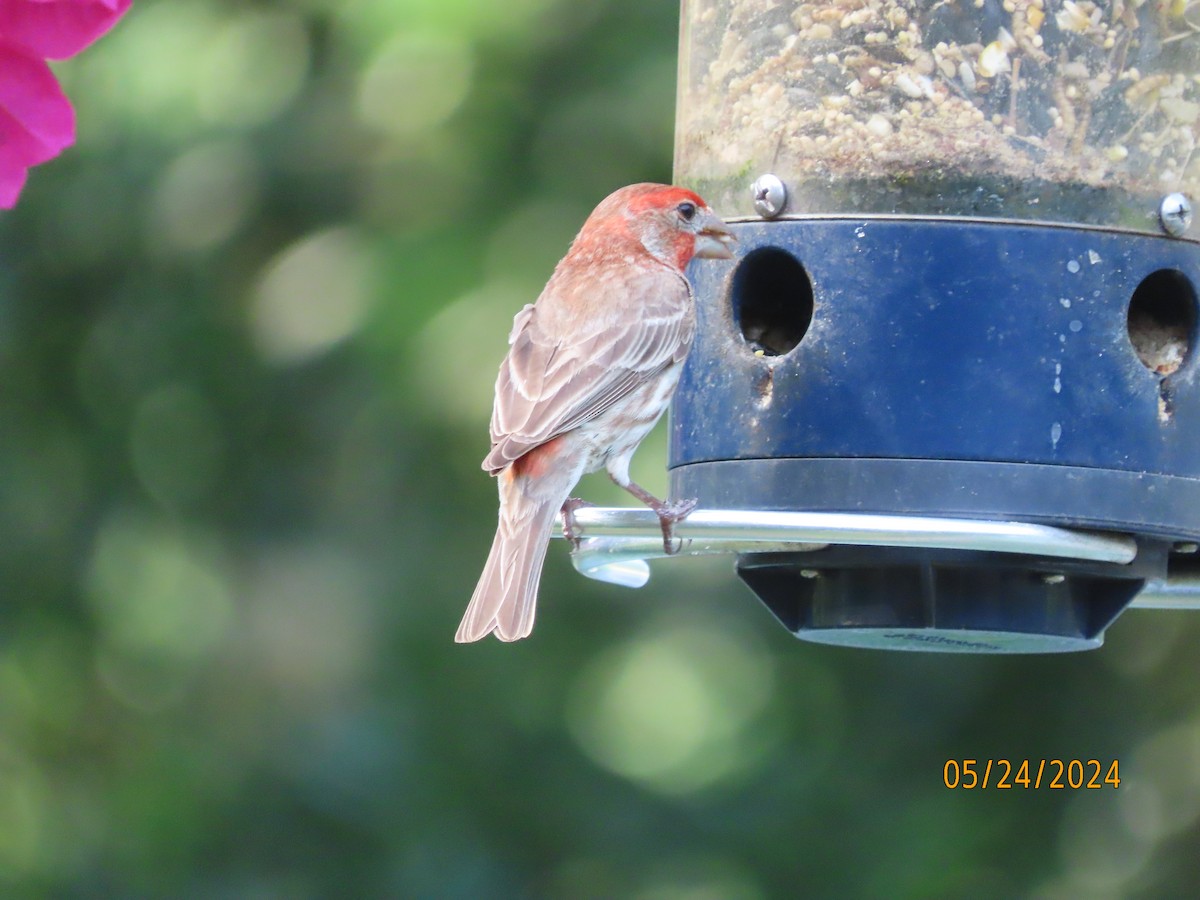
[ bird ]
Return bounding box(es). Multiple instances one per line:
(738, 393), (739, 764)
(455, 183), (735, 643)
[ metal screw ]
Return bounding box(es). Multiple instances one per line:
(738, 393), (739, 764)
(1173, 541), (1199, 554)
(1159, 193), (1193, 237)
(752, 174), (787, 219)
(1042, 573), (1066, 585)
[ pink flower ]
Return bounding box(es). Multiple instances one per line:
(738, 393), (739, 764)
(0, 44), (73, 207)
(0, 0), (131, 209)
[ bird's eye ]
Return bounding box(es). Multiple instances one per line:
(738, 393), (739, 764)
(677, 201), (697, 221)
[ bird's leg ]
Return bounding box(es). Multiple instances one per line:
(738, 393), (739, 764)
(615, 479), (698, 555)
(560, 497), (595, 551)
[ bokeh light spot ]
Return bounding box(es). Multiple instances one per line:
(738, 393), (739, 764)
(1120, 720), (1200, 842)
(0, 747), (47, 876)
(247, 544), (379, 701)
(1057, 787), (1153, 894)
(411, 284), (531, 424)
(66, 0), (222, 137)
(197, 10), (310, 127)
(357, 32), (473, 137)
(149, 140), (261, 254)
(566, 616), (777, 795)
(483, 198), (593, 285)
(85, 513), (233, 668)
(250, 227), (377, 364)
(632, 856), (766, 900)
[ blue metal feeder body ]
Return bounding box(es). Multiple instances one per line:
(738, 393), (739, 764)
(669, 219), (1198, 652)
(669, 0), (1200, 651)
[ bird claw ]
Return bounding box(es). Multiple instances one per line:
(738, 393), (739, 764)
(560, 498), (595, 551)
(653, 497), (698, 556)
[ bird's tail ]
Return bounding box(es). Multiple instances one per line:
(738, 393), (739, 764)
(456, 486), (560, 643)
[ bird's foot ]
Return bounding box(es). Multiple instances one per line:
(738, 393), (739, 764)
(649, 497), (698, 556)
(560, 498), (595, 551)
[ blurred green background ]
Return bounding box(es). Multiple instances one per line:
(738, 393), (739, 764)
(2, 0), (1200, 896)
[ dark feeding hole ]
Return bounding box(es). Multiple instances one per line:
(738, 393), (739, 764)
(730, 247), (813, 356)
(1127, 269), (1196, 376)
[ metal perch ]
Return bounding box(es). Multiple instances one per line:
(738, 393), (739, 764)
(558, 507), (1198, 610)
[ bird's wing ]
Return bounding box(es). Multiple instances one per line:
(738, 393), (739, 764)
(483, 273), (693, 473)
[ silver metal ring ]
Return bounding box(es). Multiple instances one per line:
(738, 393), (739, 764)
(553, 508), (1200, 609)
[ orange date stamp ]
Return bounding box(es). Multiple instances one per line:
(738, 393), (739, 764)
(943, 759), (1120, 790)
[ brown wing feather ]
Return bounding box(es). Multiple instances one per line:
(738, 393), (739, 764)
(483, 266), (693, 474)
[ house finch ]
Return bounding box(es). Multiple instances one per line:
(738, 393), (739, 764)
(455, 183), (735, 643)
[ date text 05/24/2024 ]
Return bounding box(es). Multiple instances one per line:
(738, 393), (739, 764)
(944, 759), (1121, 790)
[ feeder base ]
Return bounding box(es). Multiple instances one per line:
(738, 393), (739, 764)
(736, 544), (1166, 654)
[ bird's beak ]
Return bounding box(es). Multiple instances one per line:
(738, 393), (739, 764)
(694, 211), (736, 260)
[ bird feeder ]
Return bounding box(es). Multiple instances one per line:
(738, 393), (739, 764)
(566, 0), (1200, 652)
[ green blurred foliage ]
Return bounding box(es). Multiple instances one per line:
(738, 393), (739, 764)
(2, 0), (1200, 896)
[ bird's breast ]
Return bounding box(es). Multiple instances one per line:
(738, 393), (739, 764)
(579, 363), (684, 473)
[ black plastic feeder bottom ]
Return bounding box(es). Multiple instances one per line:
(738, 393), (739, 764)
(736, 544), (1166, 653)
